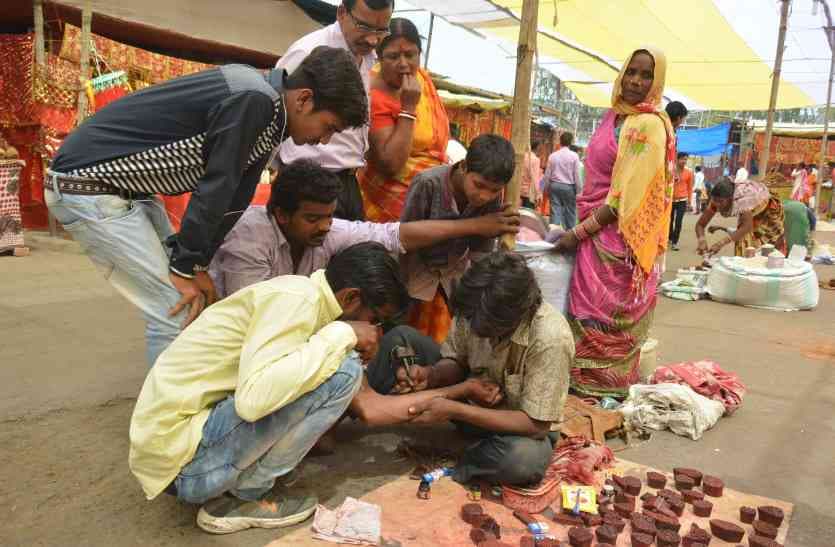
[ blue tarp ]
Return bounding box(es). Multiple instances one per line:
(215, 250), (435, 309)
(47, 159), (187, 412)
(676, 122), (731, 157)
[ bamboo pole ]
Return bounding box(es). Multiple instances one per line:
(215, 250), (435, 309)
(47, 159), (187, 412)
(501, 0), (538, 250)
(76, 2), (93, 125)
(424, 13), (435, 70)
(33, 0), (45, 66)
(33, 0), (59, 237)
(816, 25), (833, 212)
(758, 0), (791, 179)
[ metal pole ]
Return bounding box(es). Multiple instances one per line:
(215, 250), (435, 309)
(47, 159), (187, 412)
(816, 26), (834, 212)
(424, 13), (435, 70)
(502, 0), (539, 250)
(759, 0), (791, 180)
(76, 2), (93, 125)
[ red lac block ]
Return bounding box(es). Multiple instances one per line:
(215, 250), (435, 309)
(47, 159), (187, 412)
(701, 475), (724, 497)
(631, 513), (657, 538)
(567, 526), (593, 547)
(757, 505), (785, 528)
(603, 512), (626, 532)
(752, 519), (779, 540)
(656, 529), (682, 547)
(623, 476), (643, 496)
(682, 489), (704, 504)
(631, 532), (654, 547)
(580, 512), (602, 527)
(692, 499), (714, 518)
(673, 468), (703, 486)
(595, 524), (618, 544)
(709, 519), (745, 543)
(647, 471), (667, 489)
(470, 528), (495, 544)
(462, 503), (484, 524)
(749, 536), (783, 547)
(674, 474), (696, 492)
(739, 506), (756, 523)
(681, 524), (711, 547)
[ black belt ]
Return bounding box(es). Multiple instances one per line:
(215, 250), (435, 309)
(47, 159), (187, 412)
(44, 174), (153, 200)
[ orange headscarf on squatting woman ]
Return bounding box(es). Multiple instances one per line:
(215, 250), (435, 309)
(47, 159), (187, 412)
(605, 46), (677, 277)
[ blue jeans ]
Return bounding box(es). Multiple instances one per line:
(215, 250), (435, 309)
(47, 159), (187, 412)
(45, 188), (186, 365)
(549, 181), (577, 229)
(175, 356), (363, 504)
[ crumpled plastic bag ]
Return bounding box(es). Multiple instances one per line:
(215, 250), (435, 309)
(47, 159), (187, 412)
(650, 360), (746, 415)
(619, 383), (725, 441)
(661, 269), (710, 302)
(312, 497), (381, 545)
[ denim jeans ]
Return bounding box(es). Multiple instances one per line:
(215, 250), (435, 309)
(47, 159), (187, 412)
(452, 422), (554, 486)
(175, 356), (363, 504)
(548, 182), (577, 229)
(669, 200), (688, 245)
(365, 326), (441, 394)
(45, 188), (186, 365)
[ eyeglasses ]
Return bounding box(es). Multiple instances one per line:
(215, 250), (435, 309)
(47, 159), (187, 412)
(346, 9), (391, 38)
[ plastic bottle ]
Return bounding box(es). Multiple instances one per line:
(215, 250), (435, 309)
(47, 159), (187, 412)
(421, 467), (452, 484)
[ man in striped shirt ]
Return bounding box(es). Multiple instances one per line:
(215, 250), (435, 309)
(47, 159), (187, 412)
(46, 46), (368, 366)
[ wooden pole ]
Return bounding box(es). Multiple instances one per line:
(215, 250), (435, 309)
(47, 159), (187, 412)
(501, 0), (538, 250)
(816, 25), (834, 212)
(76, 2), (92, 125)
(758, 0), (791, 179)
(424, 13), (435, 70)
(33, 0), (60, 237)
(33, 0), (45, 66)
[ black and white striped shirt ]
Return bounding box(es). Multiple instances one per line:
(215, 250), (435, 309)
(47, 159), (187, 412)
(52, 65), (289, 275)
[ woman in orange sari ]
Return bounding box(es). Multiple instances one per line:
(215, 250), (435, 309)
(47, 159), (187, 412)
(358, 18), (449, 223)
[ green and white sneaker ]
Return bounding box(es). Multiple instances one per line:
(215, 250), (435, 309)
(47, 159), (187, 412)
(196, 492), (317, 534)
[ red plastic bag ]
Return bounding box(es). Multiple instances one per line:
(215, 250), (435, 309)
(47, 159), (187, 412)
(650, 360), (746, 415)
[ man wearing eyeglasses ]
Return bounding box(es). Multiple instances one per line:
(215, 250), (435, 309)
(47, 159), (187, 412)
(274, 0), (394, 222)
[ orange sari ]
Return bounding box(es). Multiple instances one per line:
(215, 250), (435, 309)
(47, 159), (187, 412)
(359, 68), (449, 222)
(408, 289), (452, 344)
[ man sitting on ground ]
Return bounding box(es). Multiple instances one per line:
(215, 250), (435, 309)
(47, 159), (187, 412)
(351, 252), (574, 486)
(129, 243), (408, 534)
(209, 159), (520, 298)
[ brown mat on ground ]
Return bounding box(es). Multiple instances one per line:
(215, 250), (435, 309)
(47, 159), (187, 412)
(272, 458), (793, 546)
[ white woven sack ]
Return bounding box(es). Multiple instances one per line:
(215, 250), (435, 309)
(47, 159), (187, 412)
(707, 256), (819, 311)
(515, 241), (574, 315)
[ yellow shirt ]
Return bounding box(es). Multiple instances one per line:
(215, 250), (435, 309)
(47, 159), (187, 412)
(129, 270), (357, 499)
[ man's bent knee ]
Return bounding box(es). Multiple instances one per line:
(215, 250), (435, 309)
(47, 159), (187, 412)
(494, 437), (552, 486)
(333, 355), (363, 399)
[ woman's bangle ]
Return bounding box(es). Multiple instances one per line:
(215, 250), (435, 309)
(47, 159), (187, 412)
(585, 215), (601, 235)
(398, 111), (417, 121)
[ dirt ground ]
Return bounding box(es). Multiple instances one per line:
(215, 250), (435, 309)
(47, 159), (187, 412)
(2, 215), (834, 547)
